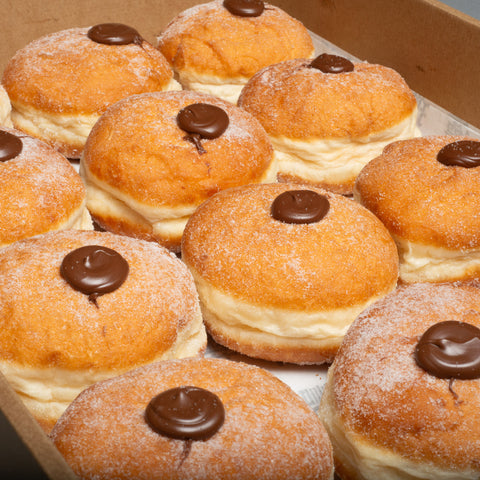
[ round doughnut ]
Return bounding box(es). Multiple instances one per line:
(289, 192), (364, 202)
(80, 90), (276, 252)
(319, 281), (480, 480)
(181, 183), (399, 364)
(2, 24), (180, 158)
(0, 230), (206, 433)
(50, 357), (334, 480)
(0, 84), (12, 127)
(238, 54), (419, 195)
(354, 135), (480, 283)
(0, 126), (92, 247)
(157, 0), (314, 103)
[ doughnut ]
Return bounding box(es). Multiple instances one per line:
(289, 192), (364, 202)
(2, 23), (180, 159)
(0, 230), (206, 432)
(157, 0), (314, 103)
(0, 126), (92, 247)
(0, 85), (12, 127)
(50, 357), (334, 480)
(354, 135), (480, 283)
(238, 54), (420, 195)
(318, 281), (480, 480)
(181, 183), (399, 364)
(80, 90), (277, 252)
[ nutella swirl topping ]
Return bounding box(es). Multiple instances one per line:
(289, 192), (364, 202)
(177, 103), (229, 154)
(87, 23), (143, 46)
(60, 245), (129, 306)
(436, 140), (480, 168)
(414, 321), (480, 379)
(145, 386), (225, 441)
(223, 0), (265, 17)
(310, 53), (354, 74)
(271, 190), (330, 224)
(0, 131), (23, 162)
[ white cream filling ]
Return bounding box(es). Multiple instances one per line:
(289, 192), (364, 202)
(80, 152), (278, 239)
(273, 111), (420, 184)
(396, 237), (480, 283)
(319, 369), (477, 480)
(10, 78), (181, 149)
(1, 310), (206, 422)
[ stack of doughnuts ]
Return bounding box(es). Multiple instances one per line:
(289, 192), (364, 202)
(0, 126), (92, 247)
(354, 136), (480, 283)
(181, 183), (399, 364)
(50, 357), (334, 480)
(319, 281), (480, 479)
(157, 0), (314, 103)
(238, 53), (420, 195)
(0, 230), (206, 432)
(80, 90), (277, 252)
(2, 23), (180, 158)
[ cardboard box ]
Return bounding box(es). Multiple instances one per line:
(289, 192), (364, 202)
(0, 0), (479, 477)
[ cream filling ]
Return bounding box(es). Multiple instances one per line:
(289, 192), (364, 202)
(0, 87), (12, 127)
(80, 152), (278, 239)
(319, 369), (477, 480)
(273, 111), (420, 184)
(10, 78), (181, 148)
(396, 237), (480, 283)
(1, 310), (206, 422)
(192, 272), (393, 341)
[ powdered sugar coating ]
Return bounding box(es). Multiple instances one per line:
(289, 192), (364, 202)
(0, 127), (85, 245)
(0, 230), (203, 369)
(331, 281), (480, 471)
(3, 27), (174, 114)
(50, 357), (333, 480)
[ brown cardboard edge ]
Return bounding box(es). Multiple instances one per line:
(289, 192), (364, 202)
(0, 372), (78, 480)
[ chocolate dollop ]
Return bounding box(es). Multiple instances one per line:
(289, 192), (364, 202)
(310, 53), (354, 74)
(0, 131), (22, 162)
(436, 140), (480, 168)
(271, 190), (330, 224)
(145, 386), (225, 441)
(60, 245), (129, 305)
(414, 321), (480, 379)
(87, 23), (143, 46)
(223, 0), (265, 17)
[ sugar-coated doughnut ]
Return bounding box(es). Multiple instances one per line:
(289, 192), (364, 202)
(0, 126), (91, 247)
(181, 183), (399, 364)
(238, 54), (419, 195)
(157, 0), (314, 103)
(319, 281), (480, 480)
(80, 90), (277, 252)
(50, 357), (334, 480)
(0, 84), (12, 127)
(0, 230), (206, 432)
(354, 135), (480, 283)
(2, 24), (180, 158)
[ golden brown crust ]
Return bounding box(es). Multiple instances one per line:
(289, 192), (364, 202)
(238, 59), (417, 139)
(0, 127), (86, 245)
(355, 135), (480, 249)
(2, 27), (174, 115)
(50, 358), (333, 480)
(330, 281), (480, 473)
(182, 183), (398, 311)
(0, 230), (202, 370)
(157, 1), (314, 80)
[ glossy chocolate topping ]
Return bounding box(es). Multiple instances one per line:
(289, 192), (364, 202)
(310, 53), (354, 74)
(60, 245), (129, 305)
(223, 0), (265, 17)
(415, 321), (480, 379)
(271, 190), (330, 224)
(177, 103), (229, 139)
(87, 23), (143, 46)
(145, 386), (225, 441)
(0, 131), (22, 161)
(436, 140), (480, 168)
